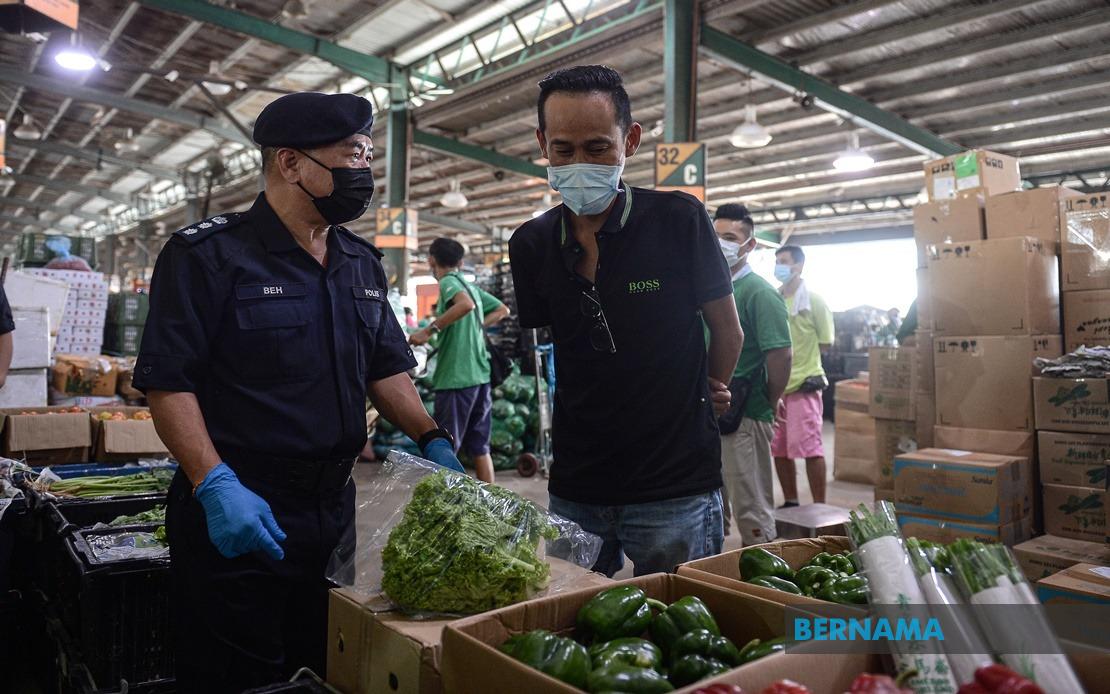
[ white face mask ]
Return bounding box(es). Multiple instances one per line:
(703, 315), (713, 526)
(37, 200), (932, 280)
(719, 238), (742, 266)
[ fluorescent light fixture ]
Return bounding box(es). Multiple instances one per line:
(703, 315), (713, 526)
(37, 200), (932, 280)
(55, 47), (97, 71)
(13, 114), (42, 140)
(833, 133), (874, 172)
(730, 104), (772, 148)
(202, 81), (233, 96)
(439, 179), (468, 209)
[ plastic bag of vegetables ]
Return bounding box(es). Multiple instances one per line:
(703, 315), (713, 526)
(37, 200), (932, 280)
(326, 451), (602, 615)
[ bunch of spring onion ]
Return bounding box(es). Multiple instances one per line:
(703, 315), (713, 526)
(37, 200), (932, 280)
(904, 537), (993, 686)
(846, 502), (957, 694)
(948, 539), (1083, 693)
(37, 471), (172, 499)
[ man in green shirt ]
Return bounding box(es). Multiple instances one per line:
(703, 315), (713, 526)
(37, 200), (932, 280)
(409, 238), (510, 482)
(713, 205), (793, 544)
(771, 245), (834, 505)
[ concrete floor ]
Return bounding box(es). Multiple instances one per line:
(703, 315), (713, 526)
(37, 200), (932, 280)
(355, 420), (873, 580)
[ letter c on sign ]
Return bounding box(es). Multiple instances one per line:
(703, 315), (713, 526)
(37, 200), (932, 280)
(683, 164), (697, 185)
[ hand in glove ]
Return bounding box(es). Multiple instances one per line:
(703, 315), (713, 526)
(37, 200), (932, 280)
(421, 437), (466, 473)
(195, 463), (287, 560)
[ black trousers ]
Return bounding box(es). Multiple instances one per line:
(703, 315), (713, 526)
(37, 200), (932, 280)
(165, 468), (355, 693)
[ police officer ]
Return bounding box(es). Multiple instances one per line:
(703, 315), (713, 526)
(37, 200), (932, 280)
(133, 92), (464, 692)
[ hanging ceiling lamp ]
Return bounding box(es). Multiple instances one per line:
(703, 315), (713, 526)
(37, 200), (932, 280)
(13, 113), (42, 140)
(439, 179), (468, 209)
(833, 132), (874, 172)
(55, 33), (97, 71)
(730, 104), (772, 148)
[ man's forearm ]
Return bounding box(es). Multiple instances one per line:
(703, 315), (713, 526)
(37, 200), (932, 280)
(483, 305), (510, 328)
(0, 332), (12, 388)
(702, 295), (743, 384)
(764, 347), (793, 406)
(368, 372), (437, 442)
(147, 390), (222, 487)
(432, 296), (475, 331)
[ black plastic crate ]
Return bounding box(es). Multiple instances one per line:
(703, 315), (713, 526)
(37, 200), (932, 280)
(53, 530), (174, 687)
(45, 495), (166, 537)
(243, 670), (334, 693)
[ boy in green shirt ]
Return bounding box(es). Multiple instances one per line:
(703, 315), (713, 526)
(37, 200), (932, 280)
(409, 239), (510, 482)
(714, 205), (793, 544)
(771, 245), (834, 505)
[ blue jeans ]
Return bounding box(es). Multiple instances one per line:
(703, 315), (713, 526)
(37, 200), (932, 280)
(549, 491), (724, 577)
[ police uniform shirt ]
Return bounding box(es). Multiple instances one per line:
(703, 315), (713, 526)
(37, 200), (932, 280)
(133, 192), (416, 460)
(508, 184), (734, 506)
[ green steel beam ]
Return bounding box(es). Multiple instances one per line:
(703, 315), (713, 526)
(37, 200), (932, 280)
(699, 26), (962, 157)
(138, 0), (393, 85)
(0, 67), (251, 146)
(420, 213), (488, 236)
(413, 130), (547, 180)
(6, 174), (131, 205)
(387, 66), (411, 207)
(664, 0), (697, 142)
(6, 140), (183, 183)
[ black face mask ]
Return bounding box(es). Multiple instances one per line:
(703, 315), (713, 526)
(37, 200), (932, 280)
(296, 150), (375, 225)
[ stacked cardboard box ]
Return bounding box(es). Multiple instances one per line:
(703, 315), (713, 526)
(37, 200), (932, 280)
(0, 306), (52, 408)
(1033, 380), (1109, 545)
(866, 348), (917, 493)
(832, 378), (876, 484)
(103, 293), (148, 356)
(24, 269), (109, 356)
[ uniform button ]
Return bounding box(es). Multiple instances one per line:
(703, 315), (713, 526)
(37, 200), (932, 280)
(700, 397), (706, 403)
(143, 366), (152, 374)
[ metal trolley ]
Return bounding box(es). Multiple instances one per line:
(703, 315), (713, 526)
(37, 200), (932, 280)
(516, 330), (555, 478)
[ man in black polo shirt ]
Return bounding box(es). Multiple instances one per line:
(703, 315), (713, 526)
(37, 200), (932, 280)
(509, 65), (743, 576)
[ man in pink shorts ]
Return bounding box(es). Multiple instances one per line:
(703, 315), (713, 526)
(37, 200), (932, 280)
(771, 245), (834, 505)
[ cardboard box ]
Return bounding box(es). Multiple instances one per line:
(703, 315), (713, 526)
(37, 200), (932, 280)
(327, 560), (611, 694)
(1012, 535), (1110, 582)
(440, 574), (803, 694)
(1033, 377), (1110, 435)
(88, 407), (168, 462)
(833, 432), (877, 484)
(984, 186), (1083, 242)
(868, 347), (915, 421)
(1063, 289), (1110, 352)
(897, 512), (1034, 546)
(934, 335), (1062, 431)
(0, 369), (48, 408)
(933, 426), (1038, 530)
(1061, 194), (1110, 291)
(677, 536), (852, 607)
(1038, 431), (1109, 489)
(51, 355), (118, 397)
(3, 270), (69, 335)
(875, 418), (917, 490)
(10, 306), (51, 370)
(833, 378), (870, 413)
(912, 196), (984, 267)
(913, 330), (934, 394)
(894, 448), (1033, 524)
(874, 486), (896, 503)
(923, 150), (1021, 202)
(928, 237), (1060, 337)
(1037, 563), (1110, 605)
(915, 268), (933, 332)
(1043, 484), (1106, 543)
(915, 390), (935, 449)
(1, 406), (92, 465)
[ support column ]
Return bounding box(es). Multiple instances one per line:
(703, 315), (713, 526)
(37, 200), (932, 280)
(663, 0), (697, 143)
(381, 66), (414, 293)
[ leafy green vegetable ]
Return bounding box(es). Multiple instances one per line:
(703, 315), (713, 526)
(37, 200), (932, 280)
(109, 505), (166, 526)
(40, 471), (173, 499)
(381, 470), (558, 614)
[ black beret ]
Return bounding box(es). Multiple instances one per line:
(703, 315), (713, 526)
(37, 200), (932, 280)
(252, 92), (374, 148)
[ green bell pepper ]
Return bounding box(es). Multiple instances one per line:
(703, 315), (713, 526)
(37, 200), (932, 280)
(805, 551), (854, 575)
(588, 638), (664, 672)
(736, 636), (788, 665)
(816, 574), (869, 605)
(586, 664), (675, 693)
(746, 575), (802, 595)
(739, 547), (795, 581)
(649, 596), (721, 656)
(668, 655), (731, 688)
(670, 628), (743, 666)
(577, 586), (669, 644)
(793, 565), (839, 597)
(499, 629), (591, 689)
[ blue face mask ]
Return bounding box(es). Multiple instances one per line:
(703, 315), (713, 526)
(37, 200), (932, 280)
(774, 264), (795, 283)
(547, 162), (623, 216)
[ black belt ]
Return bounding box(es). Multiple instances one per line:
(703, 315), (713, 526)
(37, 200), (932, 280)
(220, 446), (355, 495)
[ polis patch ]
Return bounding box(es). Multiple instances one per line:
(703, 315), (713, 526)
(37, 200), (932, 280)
(352, 286), (384, 300)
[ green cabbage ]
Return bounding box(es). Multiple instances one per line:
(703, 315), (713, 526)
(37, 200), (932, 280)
(381, 471), (557, 614)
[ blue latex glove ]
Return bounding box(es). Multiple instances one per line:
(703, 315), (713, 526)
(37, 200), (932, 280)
(421, 437), (465, 473)
(195, 463), (287, 560)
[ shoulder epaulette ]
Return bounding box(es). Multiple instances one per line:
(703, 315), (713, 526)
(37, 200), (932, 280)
(336, 225), (384, 259)
(173, 212), (247, 244)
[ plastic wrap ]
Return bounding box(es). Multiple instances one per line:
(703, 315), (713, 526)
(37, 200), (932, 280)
(847, 502), (957, 694)
(83, 528), (169, 563)
(904, 538), (992, 686)
(949, 540), (1083, 693)
(326, 451), (602, 615)
(43, 236), (93, 271)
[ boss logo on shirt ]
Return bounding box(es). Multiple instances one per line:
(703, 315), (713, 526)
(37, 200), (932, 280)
(628, 278), (662, 294)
